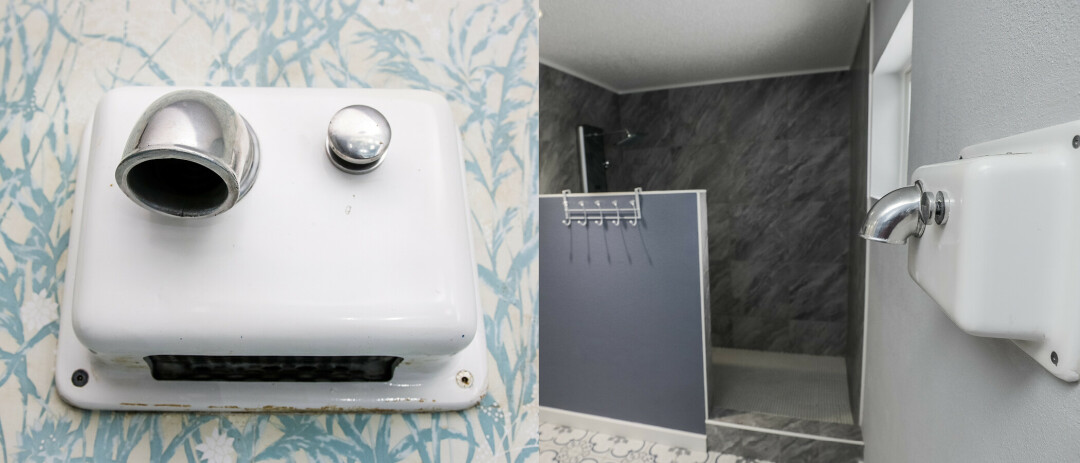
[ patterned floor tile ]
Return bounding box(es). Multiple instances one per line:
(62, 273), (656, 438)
(540, 422), (772, 463)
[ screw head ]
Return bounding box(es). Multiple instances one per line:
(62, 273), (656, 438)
(1051, 351), (1059, 365)
(72, 369), (88, 387)
(934, 191), (948, 225)
(1072, 135), (1079, 149)
(455, 370), (474, 388)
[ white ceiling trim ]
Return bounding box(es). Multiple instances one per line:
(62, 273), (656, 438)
(540, 58), (620, 94)
(544, 58), (851, 95)
(614, 65), (852, 95)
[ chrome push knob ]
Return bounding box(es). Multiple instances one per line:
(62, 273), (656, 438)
(326, 105), (391, 174)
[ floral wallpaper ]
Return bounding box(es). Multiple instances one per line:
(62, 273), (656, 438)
(0, 0), (538, 461)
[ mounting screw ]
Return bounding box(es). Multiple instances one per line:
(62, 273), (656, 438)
(455, 370), (474, 388)
(1051, 351), (1059, 365)
(1072, 135), (1079, 149)
(934, 191), (949, 225)
(71, 369), (88, 387)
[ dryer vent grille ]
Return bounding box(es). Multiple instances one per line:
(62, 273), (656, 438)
(144, 355), (404, 382)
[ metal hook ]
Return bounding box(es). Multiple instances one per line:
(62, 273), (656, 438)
(611, 200), (621, 226)
(576, 200), (587, 225)
(593, 200), (604, 225)
(562, 190), (572, 226)
(628, 199), (638, 226)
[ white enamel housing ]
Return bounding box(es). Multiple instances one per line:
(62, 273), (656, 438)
(909, 120), (1080, 381)
(56, 87), (488, 410)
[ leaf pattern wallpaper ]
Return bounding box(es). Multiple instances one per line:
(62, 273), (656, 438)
(0, 0), (538, 461)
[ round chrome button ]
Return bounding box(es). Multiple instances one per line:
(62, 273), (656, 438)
(326, 105), (391, 174)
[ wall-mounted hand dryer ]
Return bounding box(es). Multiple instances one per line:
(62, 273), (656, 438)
(862, 120), (1080, 381)
(56, 87), (487, 411)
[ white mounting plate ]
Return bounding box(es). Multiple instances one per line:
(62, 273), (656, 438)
(911, 119), (1080, 381)
(56, 87), (487, 411)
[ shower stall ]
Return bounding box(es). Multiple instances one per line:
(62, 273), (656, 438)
(539, 62), (865, 457)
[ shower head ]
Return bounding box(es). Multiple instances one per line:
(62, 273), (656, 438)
(614, 129), (645, 145)
(586, 128), (646, 146)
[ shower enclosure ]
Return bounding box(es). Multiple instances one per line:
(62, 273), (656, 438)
(539, 62), (865, 457)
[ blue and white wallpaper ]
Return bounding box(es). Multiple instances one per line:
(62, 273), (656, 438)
(0, 0), (538, 461)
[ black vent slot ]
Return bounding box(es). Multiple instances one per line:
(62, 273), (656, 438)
(144, 355), (404, 382)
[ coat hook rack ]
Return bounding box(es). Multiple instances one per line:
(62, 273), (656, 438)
(561, 188), (643, 227)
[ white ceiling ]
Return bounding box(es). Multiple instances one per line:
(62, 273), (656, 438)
(540, 0), (868, 94)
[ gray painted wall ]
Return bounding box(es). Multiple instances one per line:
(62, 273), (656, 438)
(609, 73), (853, 356)
(863, 1), (1080, 461)
(846, 11), (870, 423)
(871, 0), (908, 66)
(539, 64), (620, 194)
(539, 192), (707, 434)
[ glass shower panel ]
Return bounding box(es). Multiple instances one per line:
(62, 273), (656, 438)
(577, 125), (608, 192)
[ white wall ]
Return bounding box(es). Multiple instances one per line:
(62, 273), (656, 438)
(863, 0), (1080, 461)
(868, 1), (911, 200)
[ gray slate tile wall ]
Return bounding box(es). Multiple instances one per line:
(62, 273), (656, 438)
(539, 64), (620, 194)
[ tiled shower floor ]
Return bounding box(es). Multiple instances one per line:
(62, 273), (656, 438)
(540, 422), (770, 463)
(710, 348), (853, 425)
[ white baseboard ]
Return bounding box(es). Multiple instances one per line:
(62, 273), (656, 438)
(540, 407), (706, 452)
